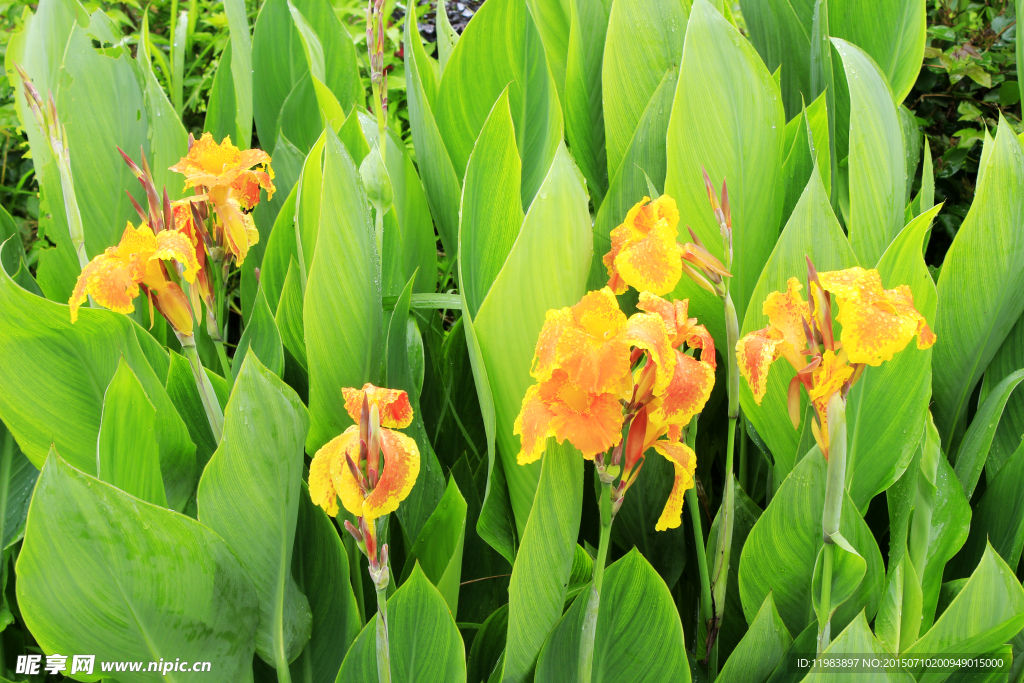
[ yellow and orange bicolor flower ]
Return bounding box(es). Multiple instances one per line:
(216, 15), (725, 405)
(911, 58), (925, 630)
(69, 221), (200, 335)
(169, 133), (275, 265)
(309, 384), (420, 524)
(736, 262), (936, 457)
(603, 194), (731, 298)
(514, 287), (715, 530)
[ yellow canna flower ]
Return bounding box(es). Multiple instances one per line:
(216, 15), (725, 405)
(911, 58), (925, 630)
(69, 222), (200, 335)
(604, 196), (682, 296)
(736, 263), (936, 457)
(169, 133), (275, 265)
(309, 384), (420, 521)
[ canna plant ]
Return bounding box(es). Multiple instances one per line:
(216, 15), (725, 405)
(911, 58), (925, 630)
(1, 0), (1024, 682)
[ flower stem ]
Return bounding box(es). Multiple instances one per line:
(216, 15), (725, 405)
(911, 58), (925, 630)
(375, 586), (392, 683)
(818, 392), (848, 653)
(685, 418), (713, 671)
(580, 480), (613, 683)
(213, 339), (231, 378)
(180, 335), (224, 443)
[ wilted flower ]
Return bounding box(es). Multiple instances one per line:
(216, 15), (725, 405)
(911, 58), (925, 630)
(169, 133), (275, 265)
(736, 260), (936, 457)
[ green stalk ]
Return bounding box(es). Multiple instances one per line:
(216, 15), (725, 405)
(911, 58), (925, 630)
(707, 291), (741, 677)
(180, 335), (224, 443)
(372, 81), (387, 168)
(685, 419), (713, 663)
(580, 481), (613, 683)
(375, 586), (392, 683)
(213, 340), (232, 379)
(738, 423), (749, 494)
(817, 392), (848, 653)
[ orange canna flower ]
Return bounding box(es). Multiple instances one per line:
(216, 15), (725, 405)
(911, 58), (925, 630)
(604, 196), (682, 296)
(309, 384), (420, 521)
(169, 133), (275, 265)
(69, 222), (200, 335)
(736, 263), (935, 457)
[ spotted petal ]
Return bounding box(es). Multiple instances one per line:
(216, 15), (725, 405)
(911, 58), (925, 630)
(624, 312), (676, 396)
(736, 326), (785, 404)
(554, 288), (631, 394)
(342, 384), (414, 428)
(514, 384), (557, 465)
(363, 428), (421, 520)
(652, 440), (697, 531)
(153, 228), (201, 282)
(69, 253), (140, 322)
(648, 350), (714, 435)
(318, 427), (361, 517)
(762, 277), (810, 371)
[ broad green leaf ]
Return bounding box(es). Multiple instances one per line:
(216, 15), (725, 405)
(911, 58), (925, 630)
(906, 544), (1024, 683)
(404, 16), (460, 256)
(280, 73), (323, 154)
(832, 38), (905, 267)
(602, 0), (686, 184)
(954, 441), (1024, 584)
(401, 476), (467, 615)
(437, 0), (459, 72)
(198, 354), (312, 668)
(336, 564), (466, 682)
(759, 0), (813, 120)
(460, 90), (524, 318)
(534, 549), (690, 683)
(467, 605), (508, 683)
(501, 443), (582, 683)
(233, 285), (284, 384)
(386, 275), (445, 544)
(844, 206), (940, 510)
(0, 269), (194, 498)
(717, 594), (792, 683)
(739, 167), (857, 480)
(436, 0), (562, 209)
(97, 358), (169, 507)
(223, 0), (252, 147)
(58, 24), (150, 257)
(0, 209), (25, 279)
(779, 93), (831, 229)
(803, 613), (914, 683)
(952, 369), (1024, 500)
(18, 452), (259, 682)
(811, 537), (866, 624)
(525, 0), (569, 102)
(590, 68), (676, 290)
(739, 0), (783, 77)
(204, 41), (239, 145)
(164, 350), (229, 473)
(738, 448), (884, 637)
(260, 183), (300, 312)
(564, 0), (610, 207)
(304, 128), (383, 453)
(665, 0), (785, 343)
(828, 0), (926, 105)
(468, 143), (591, 534)
(933, 119), (1024, 449)
(252, 0), (308, 154)
(296, 133), (328, 274)
(286, 0), (345, 128)
(978, 312), (1024, 479)
(899, 105), (921, 202)
(278, 258), (308, 372)
(1020, 0), (1024, 109)
(875, 554), (923, 655)
(699, 478), (763, 661)
(0, 421), (39, 550)
(288, 483), (361, 683)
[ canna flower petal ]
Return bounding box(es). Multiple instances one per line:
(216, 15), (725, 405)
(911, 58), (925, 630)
(550, 288), (632, 395)
(324, 427), (365, 518)
(531, 307), (575, 384)
(807, 349), (854, 422)
(69, 253), (140, 322)
(142, 260), (194, 336)
(652, 440), (697, 531)
(515, 370), (624, 463)
(513, 384), (557, 465)
(624, 312), (676, 396)
(819, 267), (937, 365)
(648, 349), (715, 434)
(153, 228), (201, 283)
(214, 199), (260, 265)
(169, 133), (276, 200)
(636, 293), (717, 369)
(342, 384), (414, 428)
(362, 428), (421, 520)
(606, 196), (683, 296)
(309, 435), (346, 517)
(736, 326), (786, 404)
(762, 277), (810, 371)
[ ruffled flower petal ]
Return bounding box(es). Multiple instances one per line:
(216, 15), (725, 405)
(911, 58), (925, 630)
(69, 253), (140, 322)
(540, 371), (624, 460)
(342, 384), (414, 428)
(808, 349), (854, 420)
(143, 262), (194, 336)
(604, 196), (683, 295)
(736, 326), (785, 404)
(318, 428), (362, 517)
(762, 277), (810, 371)
(652, 440), (697, 531)
(363, 428), (421, 520)
(649, 350), (714, 432)
(554, 288), (632, 394)
(214, 199), (260, 265)
(514, 384), (557, 465)
(624, 312), (676, 396)
(531, 307), (574, 384)
(153, 228), (201, 282)
(309, 440), (342, 517)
